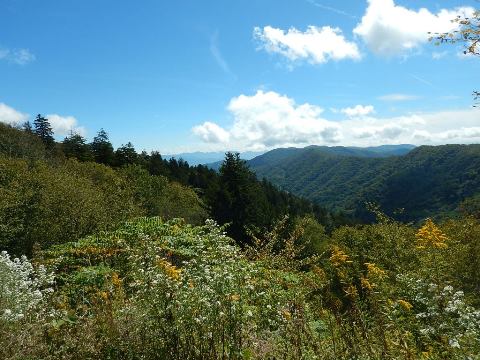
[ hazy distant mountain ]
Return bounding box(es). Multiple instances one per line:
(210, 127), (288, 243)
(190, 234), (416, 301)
(165, 151), (264, 166)
(248, 144), (480, 221)
(248, 144), (415, 168)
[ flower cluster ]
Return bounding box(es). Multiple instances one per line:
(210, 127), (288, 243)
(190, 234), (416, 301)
(0, 251), (55, 322)
(416, 218), (448, 249)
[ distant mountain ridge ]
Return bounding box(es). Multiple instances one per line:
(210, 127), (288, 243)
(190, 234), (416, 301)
(206, 144), (415, 171)
(247, 144), (480, 221)
(165, 151), (264, 166)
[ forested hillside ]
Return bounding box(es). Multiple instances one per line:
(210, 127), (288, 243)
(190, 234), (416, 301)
(0, 120), (349, 257)
(249, 144), (480, 221)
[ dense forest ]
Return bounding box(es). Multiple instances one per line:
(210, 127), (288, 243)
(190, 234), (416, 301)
(248, 144), (480, 222)
(0, 118), (351, 258)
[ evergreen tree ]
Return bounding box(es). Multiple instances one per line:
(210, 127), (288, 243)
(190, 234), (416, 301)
(90, 129), (114, 165)
(22, 121), (33, 134)
(148, 151), (168, 177)
(115, 142), (138, 167)
(33, 114), (55, 149)
(214, 152), (269, 244)
(62, 132), (94, 162)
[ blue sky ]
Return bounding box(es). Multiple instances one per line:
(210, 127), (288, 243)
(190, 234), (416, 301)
(1, 0), (479, 153)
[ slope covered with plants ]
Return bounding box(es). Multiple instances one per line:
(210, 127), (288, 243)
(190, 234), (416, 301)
(249, 144), (480, 221)
(2, 213), (480, 359)
(0, 120), (348, 257)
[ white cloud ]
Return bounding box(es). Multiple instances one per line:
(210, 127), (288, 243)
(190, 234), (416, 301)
(193, 121), (230, 143)
(0, 48), (35, 65)
(341, 105), (375, 117)
(353, 0), (474, 56)
(254, 25), (361, 65)
(192, 91), (480, 151)
(0, 103), (28, 125)
(46, 114), (86, 137)
(192, 91), (341, 150)
(378, 93), (420, 101)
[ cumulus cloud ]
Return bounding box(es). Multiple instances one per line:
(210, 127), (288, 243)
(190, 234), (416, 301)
(0, 48), (35, 65)
(341, 105), (375, 117)
(192, 91), (480, 151)
(192, 91), (341, 150)
(193, 121), (230, 143)
(353, 0), (474, 56)
(254, 25), (361, 65)
(46, 114), (86, 137)
(0, 103), (29, 125)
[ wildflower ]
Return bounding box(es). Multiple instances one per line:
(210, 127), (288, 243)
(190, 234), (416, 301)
(365, 262), (386, 278)
(398, 299), (413, 311)
(330, 246), (352, 266)
(449, 338), (460, 348)
(360, 276), (373, 291)
(416, 218), (448, 249)
(111, 272), (122, 287)
(229, 294), (240, 301)
(156, 259), (182, 280)
(281, 309), (292, 321)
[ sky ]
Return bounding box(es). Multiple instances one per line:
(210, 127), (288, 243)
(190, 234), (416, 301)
(0, 0), (479, 154)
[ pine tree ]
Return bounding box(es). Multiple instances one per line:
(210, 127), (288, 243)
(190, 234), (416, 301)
(148, 151), (168, 176)
(62, 132), (94, 162)
(33, 114), (55, 148)
(115, 142), (138, 167)
(90, 129), (114, 165)
(214, 152), (269, 244)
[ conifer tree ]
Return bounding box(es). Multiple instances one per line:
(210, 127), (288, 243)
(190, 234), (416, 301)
(90, 129), (114, 165)
(214, 152), (269, 244)
(115, 142), (138, 167)
(62, 132), (94, 162)
(33, 114), (55, 149)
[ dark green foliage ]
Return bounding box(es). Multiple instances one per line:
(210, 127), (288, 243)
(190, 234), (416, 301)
(33, 114), (55, 149)
(90, 129), (115, 166)
(115, 142), (138, 167)
(249, 144), (480, 222)
(62, 132), (94, 162)
(459, 193), (480, 219)
(147, 151), (168, 176)
(212, 152), (270, 243)
(0, 123), (47, 161)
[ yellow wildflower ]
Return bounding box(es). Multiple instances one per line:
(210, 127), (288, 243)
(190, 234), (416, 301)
(99, 291), (109, 301)
(282, 309), (292, 321)
(398, 299), (413, 311)
(330, 246), (352, 266)
(416, 218), (448, 249)
(360, 276), (373, 291)
(365, 262), (386, 278)
(111, 272), (122, 287)
(229, 294), (240, 301)
(156, 259), (182, 280)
